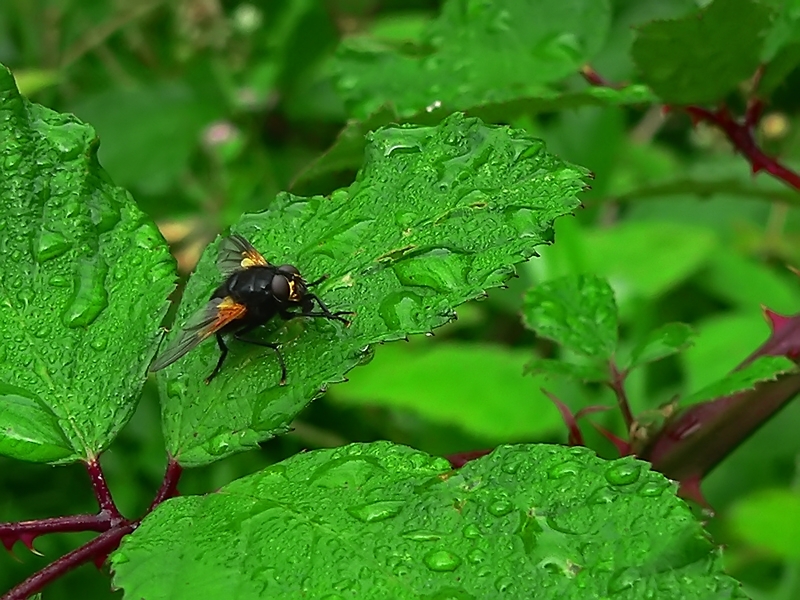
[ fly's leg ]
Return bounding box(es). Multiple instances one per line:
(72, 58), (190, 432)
(303, 293), (354, 325)
(205, 333), (229, 384)
(234, 326), (287, 385)
(305, 274), (329, 287)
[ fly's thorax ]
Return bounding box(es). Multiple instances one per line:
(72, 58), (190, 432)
(220, 266), (277, 302)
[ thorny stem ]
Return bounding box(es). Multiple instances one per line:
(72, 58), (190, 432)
(581, 64), (800, 192)
(0, 524), (136, 600)
(85, 459), (122, 521)
(608, 361), (635, 431)
(0, 514), (112, 552)
(2, 459), (183, 599)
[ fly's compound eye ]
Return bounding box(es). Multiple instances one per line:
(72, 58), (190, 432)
(271, 274), (290, 301)
(278, 264), (300, 276)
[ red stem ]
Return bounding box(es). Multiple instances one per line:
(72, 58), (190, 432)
(0, 524), (135, 600)
(148, 459), (183, 511)
(608, 361), (634, 431)
(581, 65), (800, 192)
(85, 459), (122, 521)
(0, 514), (112, 552)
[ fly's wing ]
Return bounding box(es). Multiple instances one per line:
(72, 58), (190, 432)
(150, 297), (247, 372)
(217, 234), (269, 276)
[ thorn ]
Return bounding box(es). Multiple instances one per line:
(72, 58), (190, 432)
(762, 305), (792, 332)
(677, 475), (714, 514)
(1, 534), (14, 552)
(93, 551), (109, 569)
(20, 533), (42, 556)
(590, 422), (631, 456)
(661, 105), (673, 117)
(751, 160), (765, 175)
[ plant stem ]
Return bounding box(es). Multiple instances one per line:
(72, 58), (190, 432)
(0, 514), (112, 552)
(608, 361), (634, 431)
(0, 524), (135, 600)
(85, 459), (122, 521)
(581, 64), (800, 192)
(149, 459), (183, 510)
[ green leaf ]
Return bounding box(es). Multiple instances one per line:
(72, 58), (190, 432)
(523, 274), (618, 360)
(0, 65), (175, 463)
(524, 358), (609, 383)
(584, 221), (717, 300)
(631, 0), (774, 104)
(682, 313), (770, 391)
(112, 443), (745, 600)
(681, 355), (797, 406)
(69, 80), (221, 194)
(333, 0), (612, 119)
(0, 385), (72, 463)
(159, 113), (587, 467)
(627, 323), (695, 371)
(730, 489), (800, 560)
(330, 342), (564, 442)
(293, 85), (654, 192)
(699, 252), (800, 314)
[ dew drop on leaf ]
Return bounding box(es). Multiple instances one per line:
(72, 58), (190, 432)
(462, 523), (481, 539)
(346, 500), (405, 523)
(423, 549), (462, 572)
(604, 462), (642, 486)
(547, 460), (580, 480)
(62, 256), (109, 328)
(402, 529), (443, 542)
(638, 479), (670, 497)
(35, 230), (71, 262)
(488, 498), (514, 517)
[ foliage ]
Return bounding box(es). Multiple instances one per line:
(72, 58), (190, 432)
(3, 0), (800, 598)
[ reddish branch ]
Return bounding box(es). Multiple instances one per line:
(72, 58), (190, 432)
(86, 459), (123, 522)
(1, 458), (182, 599)
(608, 361), (634, 430)
(1, 525), (136, 600)
(581, 64), (800, 192)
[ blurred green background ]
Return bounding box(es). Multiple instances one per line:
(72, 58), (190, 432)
(2, 0), (800, 598)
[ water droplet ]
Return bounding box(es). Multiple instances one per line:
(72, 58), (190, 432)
(423, 549), (462, 572)
(392, 247), (473, 294)
(347, 500), (405, 523)
(35, 230), (71, 262)
(321, 595), (345, 600)
(462, 524), (481, 539)
(378, 290), (425, 330)
(604, 462), (642, 486)
(494, 576), (515, 593)
(402, 529), (443, 542)
(90, 337), (107, 351)
(488, 498), (513, 517)
(466, 548), (486, 564)
(588, 486), (616, 505)
(638, 479), (670, 497)
(314, 219), (376, 261)
(547, 461), (580, 479)
(49, 274), (70, 288)
(62, 256), (109, 328)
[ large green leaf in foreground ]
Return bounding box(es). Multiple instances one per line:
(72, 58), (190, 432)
(0, 66), (175, 463)
(112, 443), (746, 599)
(159, 113), (586, 466)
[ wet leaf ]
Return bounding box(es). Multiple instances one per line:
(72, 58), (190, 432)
(522, 274), (618, 360)
(0, 66), (176, 463)
(159, 112), (587, 467)
(112, 443), (746, 599)
(632, 0), (773, 105)
(293, 85), (654, 192)
(333, 0), (612, 119)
